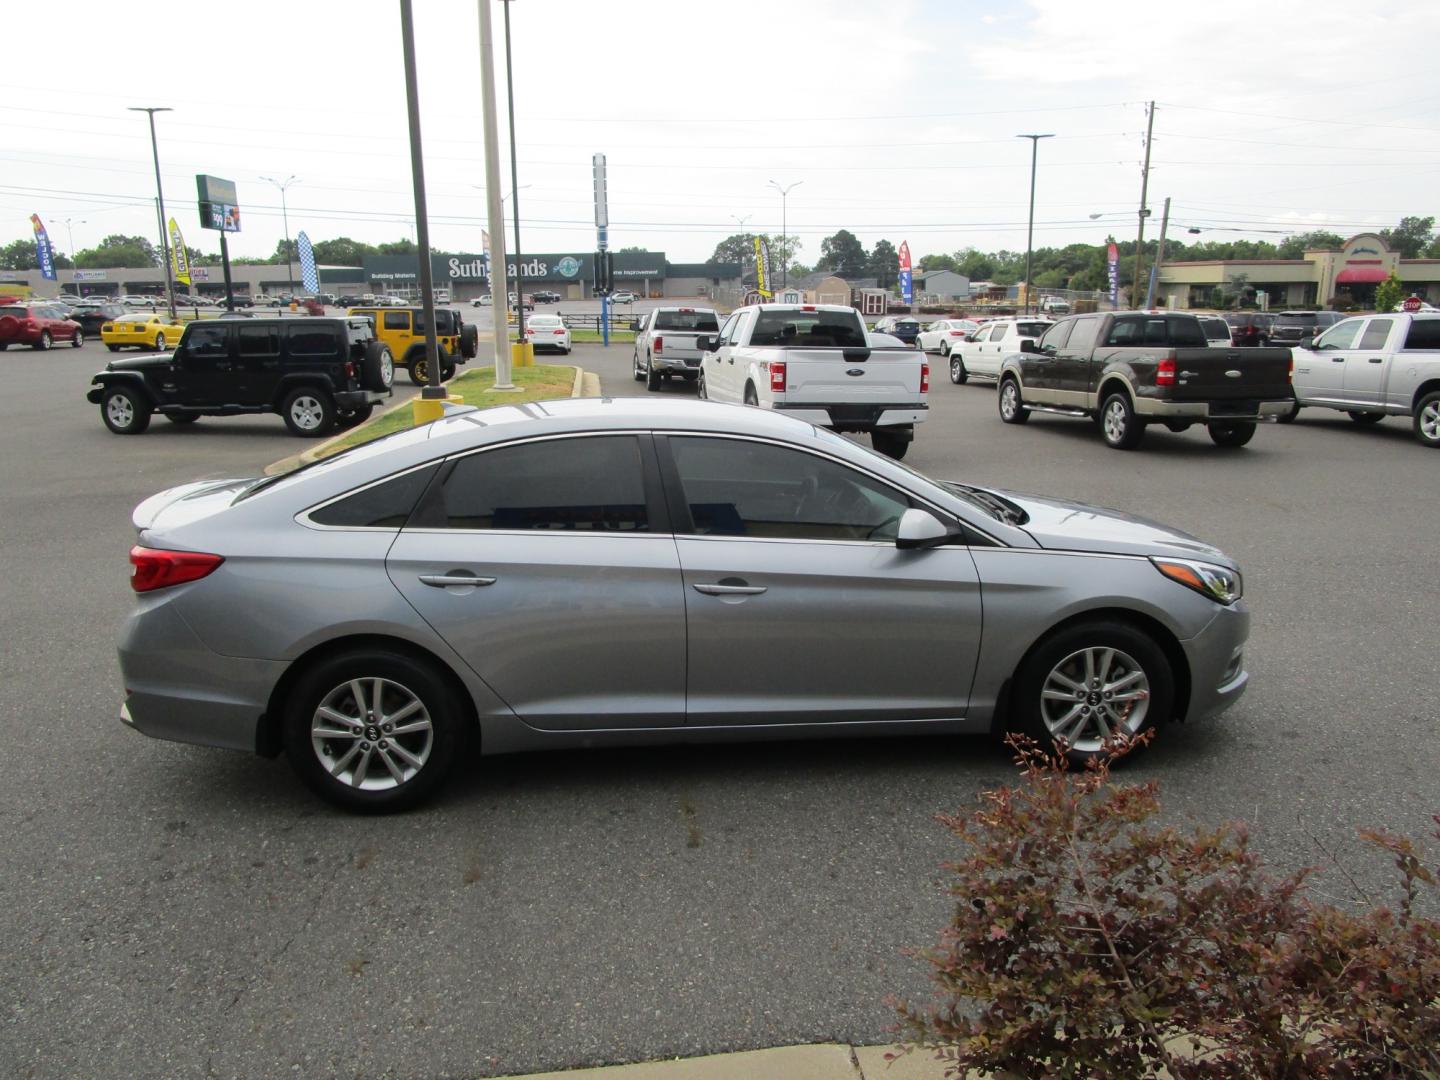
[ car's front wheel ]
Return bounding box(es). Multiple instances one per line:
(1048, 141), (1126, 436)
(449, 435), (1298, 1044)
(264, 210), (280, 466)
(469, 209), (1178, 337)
(282, 649), (467, 813)
(998, 377), (1029, 424)
(71, 330), (84, 348)
(281, 386), (336, 437)
(101, 385), (151, 434)
(1014, 619), (1173, 764)
(949, 355), (968, 384)
(1208, 421), (1256, 448)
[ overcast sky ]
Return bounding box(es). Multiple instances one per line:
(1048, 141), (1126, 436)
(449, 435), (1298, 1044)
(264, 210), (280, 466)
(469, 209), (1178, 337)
(7, 0), (1438, 268)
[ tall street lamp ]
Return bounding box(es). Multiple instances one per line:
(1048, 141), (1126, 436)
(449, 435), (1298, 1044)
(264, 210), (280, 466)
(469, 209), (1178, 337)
(1016, 133), (1054, 316)
(128, 106), (177, 322)
(62, 217), (85, 284)
(767, 180), (802, 288)
(501, 0), (528, 348)
(260, 175), (300, 295)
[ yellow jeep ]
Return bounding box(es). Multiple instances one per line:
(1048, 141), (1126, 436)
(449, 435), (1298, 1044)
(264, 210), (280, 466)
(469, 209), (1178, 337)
(346, 306), (479, 384)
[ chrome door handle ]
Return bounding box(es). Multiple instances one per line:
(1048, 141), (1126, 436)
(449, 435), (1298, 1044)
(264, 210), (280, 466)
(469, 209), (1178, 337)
(692, 583), (767, 596)
(419, 573), (496, 588)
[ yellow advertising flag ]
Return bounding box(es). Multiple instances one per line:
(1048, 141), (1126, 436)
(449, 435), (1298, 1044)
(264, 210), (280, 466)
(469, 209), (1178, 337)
(168, 218), (191, 286)
(753, 235), (771, 298)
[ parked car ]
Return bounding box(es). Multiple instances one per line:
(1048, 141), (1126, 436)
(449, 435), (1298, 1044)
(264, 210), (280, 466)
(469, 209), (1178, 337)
(375, 295), (408, 307)
(610, 290), (637, 304)
(0, 302), (84, 350)
(1197, 314), (1235, 348)
(532, 290), (561, 304)
(507, 292), (535, 311)
(57, 293), (83, 304)
(68, 302), (129, 338)
(113, 397), (1252, 812)
(120, 294), (160, 308)
(1223, 312), (1275, 347)
(336, 295), (362, 308)
(87, 316), (393, 437)
(317, 293), (338, 306)
(1269, 310), (1343, 347)
(471, 294), (494, 307)
(1286, 312), (1440, 446)
(951, 318), (1054, 383)
(997, 311), (1295, 450)
(915, 318), (980, 355)
(872, 316), (922, 345)
(1039, 296), (1072, 315)
(100, 312), (187, 352)
(523, 313), (573, 355)
(347, 305), (476, 384)
(632, 306), (721, 388)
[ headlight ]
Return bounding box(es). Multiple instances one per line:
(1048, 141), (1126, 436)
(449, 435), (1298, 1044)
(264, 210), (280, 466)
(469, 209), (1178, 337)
(1151, 557), (1243, 605)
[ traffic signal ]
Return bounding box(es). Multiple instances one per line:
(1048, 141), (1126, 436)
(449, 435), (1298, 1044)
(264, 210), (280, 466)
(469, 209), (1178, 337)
(593, 250), (613, 295)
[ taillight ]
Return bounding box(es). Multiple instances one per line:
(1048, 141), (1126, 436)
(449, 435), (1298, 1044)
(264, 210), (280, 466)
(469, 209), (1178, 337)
(653, 336), (663, 354)
(1157, 357), (1176, 386)
(1288, 354), (1294, 381)
(921, 363), (930, 393)
(770, 361), (786, 393)
(949, 330), (964, 336)
(344, 361), (356, 379)
(552, 329), (564, 335)
(801, 305), (816, 311)
(129, 546), (224, 593)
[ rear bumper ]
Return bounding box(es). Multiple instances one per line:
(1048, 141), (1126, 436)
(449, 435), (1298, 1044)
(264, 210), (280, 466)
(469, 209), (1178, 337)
(773, 402), (929, 431)
(654, 355), (703, 371)
(335, 388), (389, 408)
(1134, 397), (1293, 421)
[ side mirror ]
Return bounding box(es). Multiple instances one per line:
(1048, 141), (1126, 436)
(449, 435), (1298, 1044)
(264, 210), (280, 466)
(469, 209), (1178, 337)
(1019, 338), (1038, 353)
(630, 319), (642, 332)
(896, 508), (952, 550)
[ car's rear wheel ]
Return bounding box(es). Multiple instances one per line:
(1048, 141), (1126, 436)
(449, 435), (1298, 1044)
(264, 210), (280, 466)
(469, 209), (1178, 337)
(1346, 410), (1384, 425)
(281, 387), (336, 437)
(283, 649), (466, 813)
(1100, 392), (1144, 450)
(1207, 421), (1256, 448)
(939, 340), (950, 357)
(1413, 391), (1440, 448)
(35, 330), (53, 351)
(1014, 620), (1172, 764)
(335, 403), (374, 428)
(871, 429), (910, 460)
(1275, 401), (1301, 424)
(998, 377), (1029, 424)
(101, 385), (151, 434)
(646, 356), (661, 391)
(949, 356), (968, 385)
(106, 344), (120, 352)
(744, 384), (758, 407)
(71, 330), (84, 348)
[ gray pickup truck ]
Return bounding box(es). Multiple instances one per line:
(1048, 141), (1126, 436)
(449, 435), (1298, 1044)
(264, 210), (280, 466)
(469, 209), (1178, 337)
(997, 310), (1295, 449)
(631, 306), (721, 390)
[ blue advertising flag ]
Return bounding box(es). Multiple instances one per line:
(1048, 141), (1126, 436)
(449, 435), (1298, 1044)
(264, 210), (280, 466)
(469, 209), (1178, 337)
(30, 214), (57, 281)
(297, 231), (319, 294)
(1106, 242), (1119, 307)
(900, 269), (913, 306)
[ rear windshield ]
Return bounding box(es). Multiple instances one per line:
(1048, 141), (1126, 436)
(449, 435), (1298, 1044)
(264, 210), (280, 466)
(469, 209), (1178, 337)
(1015, 321), (1051, 338)
(894, 319), (919, 328)
(1199, 317), (1232, 341)
(750, 309), (866, 348)
(653, 310), (719, 332)
(0, 306), (25, 316)
(1275, 313), (1319, 326)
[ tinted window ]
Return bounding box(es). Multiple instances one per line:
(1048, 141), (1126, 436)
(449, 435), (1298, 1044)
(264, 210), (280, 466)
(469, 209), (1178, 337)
(990, 323), (1010, 341)
(429, 436), (648, 531)
(286, 325), (341, 357)
(1165, 318), (1208, 348)
(1314, 321), (1363, 350)
(1404, 319), (1440, 350)
(1104, 317), (1147, 346)
(668, 437), (912, 543)
(185, 324), (229, 357)
(310, 464), (439, 529)
(653, 310), (720, 332)
(1200, 317), (1232, 342)
(236, 325), (280, 356)
(1358, 318), (1393, 350)
(1276, 313), (1319, 328)
(1038, 319), (1073, 350)
(1066, 316), (1102, 353)
(750, 310), (866, 347)
(1016, 321), (1051, 338)
(382, 311), (409, 330)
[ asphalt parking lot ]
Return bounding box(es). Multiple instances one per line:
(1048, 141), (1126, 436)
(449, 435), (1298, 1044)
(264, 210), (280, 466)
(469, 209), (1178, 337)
(3, 334), (1438, 1078)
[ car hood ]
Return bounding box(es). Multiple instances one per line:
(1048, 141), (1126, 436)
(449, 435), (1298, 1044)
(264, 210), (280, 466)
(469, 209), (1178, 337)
(999, 489), (1232, 565)
(104, 354), (173, 373)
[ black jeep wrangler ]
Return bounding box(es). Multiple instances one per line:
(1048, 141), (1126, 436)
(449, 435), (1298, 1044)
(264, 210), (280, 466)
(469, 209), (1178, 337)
(87, 316), (394, 438)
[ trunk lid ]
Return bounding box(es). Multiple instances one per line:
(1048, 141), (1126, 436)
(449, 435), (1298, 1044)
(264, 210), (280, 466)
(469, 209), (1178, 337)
(778, 347), (924, 403)
(132, 479), (252, 534)
(1164, 346), (1292, 402)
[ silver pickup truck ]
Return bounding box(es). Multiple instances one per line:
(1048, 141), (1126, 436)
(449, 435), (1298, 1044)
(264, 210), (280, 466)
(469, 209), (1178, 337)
(631, 306), (721, 390)
(1287, 310), (1440, 446)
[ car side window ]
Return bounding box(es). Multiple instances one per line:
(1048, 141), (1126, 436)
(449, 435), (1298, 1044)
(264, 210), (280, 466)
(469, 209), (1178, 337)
(236, 325), (280, 357)
(990, 323), (1010, 341)
(285, 324), (342, 358)
(667, 436), (912, 543)
(973, 327), (992, 342)
(1358, 318), (1394, 350)
(716, 313), (740, 346)
(185, 324), (229, 358)
(1038, 319), (1073, 350)
(1404, 319), (1440, 350)
(421, 436), (649, 532)
(1065, 316), (1101, 354)
(383, 311), (410, 331)
(1314, 321), (1362, 350)
(309, 464), (440, 529)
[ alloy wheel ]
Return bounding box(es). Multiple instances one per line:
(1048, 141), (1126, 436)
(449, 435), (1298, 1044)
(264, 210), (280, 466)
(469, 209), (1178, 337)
(1000, 382), (1019, 419)
(309, 677), (433, 791)
(1103, 400), (1128, 443)
(1421, 400), (1440, 443)
(106, 394), (134, 428)
(289, 395), (326, 431)
(1039, 646), (1150, 753)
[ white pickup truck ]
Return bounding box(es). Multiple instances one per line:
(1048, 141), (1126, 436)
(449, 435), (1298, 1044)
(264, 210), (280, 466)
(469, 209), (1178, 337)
(631, 306), (721, 389)
(697, 303), (928, 458)
(1288, 311), (1440, 446)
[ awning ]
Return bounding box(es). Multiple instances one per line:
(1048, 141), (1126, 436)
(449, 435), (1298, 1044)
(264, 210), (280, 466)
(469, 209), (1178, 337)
(1336, 267), (1388, 284)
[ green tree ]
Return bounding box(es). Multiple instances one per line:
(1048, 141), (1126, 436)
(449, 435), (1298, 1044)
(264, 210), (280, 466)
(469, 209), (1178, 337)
(1379, 215), (1435, 259)
(918, 253), (958, 273)
(0, 238), (73, 271)
(1374, 270), (1405, 313)
(311, 237), (374, 266)
(709, 233), (799, 274)
(868, 239), (898, 288)
(269, 238), (297, 265)
(957, 249), (996, 281)
(74, 234), (159, 269)
(816, 229), (868, 277)
(1275, 230), (1345, 259)
(376, 238), (418, 256)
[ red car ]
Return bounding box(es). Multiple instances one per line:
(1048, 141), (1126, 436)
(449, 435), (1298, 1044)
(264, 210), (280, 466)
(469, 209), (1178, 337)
(0, 301), (84, 350)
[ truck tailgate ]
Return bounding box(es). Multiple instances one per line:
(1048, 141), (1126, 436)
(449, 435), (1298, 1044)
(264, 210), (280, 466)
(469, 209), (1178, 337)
(778, 347), (924, 403)
(1168, 347), (1292, 401)
(654, 331), (705, 360)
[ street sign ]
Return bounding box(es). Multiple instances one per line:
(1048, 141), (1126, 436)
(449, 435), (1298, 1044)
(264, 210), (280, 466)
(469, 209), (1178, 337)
(196, 174), (241, 233)
(592, 153), (608, 230)
(1403, 296), (1422, 313)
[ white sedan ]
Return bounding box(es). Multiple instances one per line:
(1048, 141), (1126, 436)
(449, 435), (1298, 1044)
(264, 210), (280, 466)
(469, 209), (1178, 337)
(523, 313), (572, 354)
(915, 318), (979, 355)
(951, 317), (1054, 383)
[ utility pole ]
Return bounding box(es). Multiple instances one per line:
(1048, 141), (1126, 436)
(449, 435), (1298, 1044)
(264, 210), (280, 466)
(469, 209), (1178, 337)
(1131, 101), (1155, 307)
(398, 0), (443, 398)
(1143, 196), (1171, 310)
(128, 106), (177, 323)
(501, 0), (529, 357)
(260, 175), (299, 295)
(1017, 133), (1054, 315)
(768, 180), (802, 288)
(476, 0), (515, 389)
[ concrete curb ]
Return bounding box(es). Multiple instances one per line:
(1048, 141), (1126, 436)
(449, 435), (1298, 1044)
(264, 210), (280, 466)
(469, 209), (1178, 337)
(491, 1043), (953, 1080)
(263, 364), (587, 476)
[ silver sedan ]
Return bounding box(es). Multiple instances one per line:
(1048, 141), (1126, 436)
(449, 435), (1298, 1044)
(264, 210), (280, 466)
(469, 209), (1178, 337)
(117, 399), (1250, 811)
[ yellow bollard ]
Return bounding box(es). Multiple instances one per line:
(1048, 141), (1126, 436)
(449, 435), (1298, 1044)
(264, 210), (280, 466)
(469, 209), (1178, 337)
(412, 394), (464, 426)
(511, 341), (535, 368)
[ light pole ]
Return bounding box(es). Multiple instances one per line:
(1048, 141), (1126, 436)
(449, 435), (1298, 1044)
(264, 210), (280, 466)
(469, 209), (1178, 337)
(1016, 133), (1054, 315)
(767, 180), (802, 288)
(732, 214), (751, 291)
(62, 218), (85, 289)
(128, 106), (177, 322)
(260, 175), (299, 296)
(501, 0), (528, 348)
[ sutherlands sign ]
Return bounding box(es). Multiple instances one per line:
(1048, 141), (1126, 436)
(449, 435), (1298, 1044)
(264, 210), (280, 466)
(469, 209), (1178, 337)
(362, 251), (669, 286)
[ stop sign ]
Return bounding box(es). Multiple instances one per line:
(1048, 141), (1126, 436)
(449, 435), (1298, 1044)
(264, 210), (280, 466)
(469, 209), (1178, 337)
(1403, 296), (1422, 312)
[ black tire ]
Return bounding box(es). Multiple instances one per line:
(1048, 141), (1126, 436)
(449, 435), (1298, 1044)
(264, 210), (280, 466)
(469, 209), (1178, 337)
(632, 352), (645, 382)
(361, 341), (394, 391)
(460, 322), (479, 360)
(35, 330), (53, 351)
(101, 385), (151, 434)
(696, 368), (708, 400)
(1346, 410), (1384, 425)
(1413, 391), (1440, 448)
(154, 332), (166, 351)
(1099, 391), (1145, 450)
(106, 344), (120, 352)
(1208, 421), (1256, 448)
(164, 413), (200, 425)
(939, 340), (950, 357)
(646, 356), (661, 391)
(1275, 401), (1301, 424)
(1013, 619), (1173, 765)
(744, 383), (758, 407)
(282, 648), (466, 813)
(335, 403), (375, 428)
(871, 429), (910, 460)
(71, 330), (84, 348)
(280, 386), (336, 438)
(0, 343), (7, 350)
(949, 355), (968, 385)
(998, 377), (1030, 424)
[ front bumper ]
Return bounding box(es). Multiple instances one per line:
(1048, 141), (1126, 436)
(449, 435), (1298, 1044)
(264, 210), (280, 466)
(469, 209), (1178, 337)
(1179, 600), (1250, 723)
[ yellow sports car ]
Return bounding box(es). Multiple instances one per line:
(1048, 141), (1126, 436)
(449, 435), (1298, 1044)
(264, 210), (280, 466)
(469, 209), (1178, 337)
(101, 313), (187, 352)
